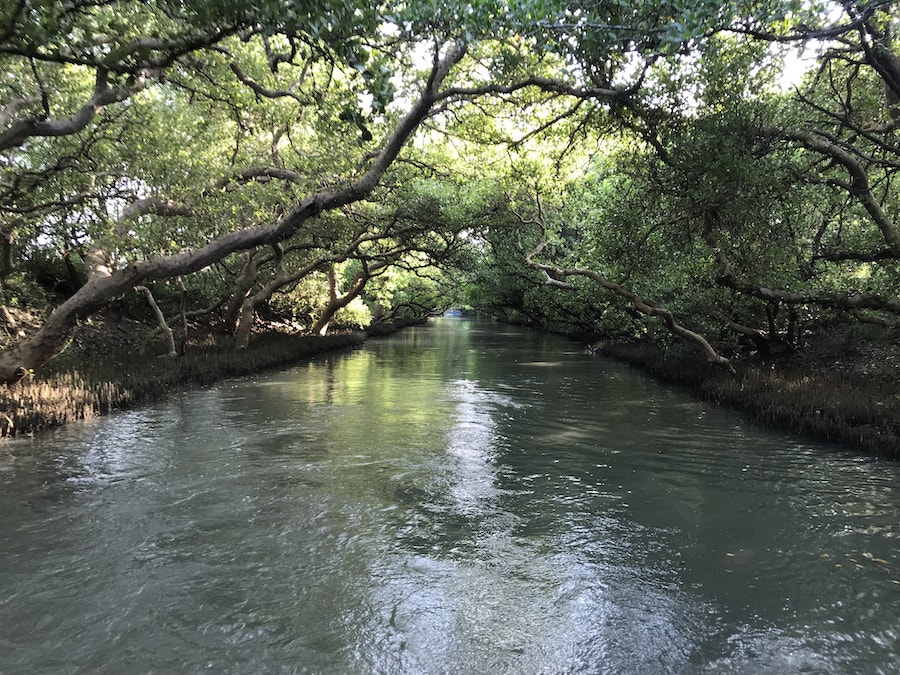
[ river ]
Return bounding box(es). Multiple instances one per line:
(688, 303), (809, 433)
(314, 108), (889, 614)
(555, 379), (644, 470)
(1, 318), (898, 673)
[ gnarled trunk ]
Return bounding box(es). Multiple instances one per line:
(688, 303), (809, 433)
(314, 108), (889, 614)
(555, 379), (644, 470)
(310, 264), (373, 336)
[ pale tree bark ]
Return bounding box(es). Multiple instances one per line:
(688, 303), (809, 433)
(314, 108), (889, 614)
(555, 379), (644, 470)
(232, 294), (262, 349)
(0, 228), (17, 330)
(225, 239), (319, 337)
(310, 263), (375, 337)
(177, 276), (188, 357)
(232, 245), (323, 349)
(232, 224), (424, 345)
(85, 168), (305, 282)
(760, 127), (900, 256)
(97, 171), (304, 323)
(137, 278), (230, 351)
(702, 218), (900, 315)
(223, 251), (269, 330)
(1, 10), (241, 152)
(307, 241), (441, 336)
(136, 285), (177, 357)
(85, 197), (195, 279)
(0, 69), (148, 151)
(311, 265), (340, 337)
(0, 42), (468, 383)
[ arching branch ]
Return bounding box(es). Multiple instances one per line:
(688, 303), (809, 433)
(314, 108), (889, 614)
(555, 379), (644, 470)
(0, 69), (147, 151)
(761, 127), (900, 254)
(703, 217), (900, 315)
(518, 200), (734, 371)
(723, 3), (885, 44)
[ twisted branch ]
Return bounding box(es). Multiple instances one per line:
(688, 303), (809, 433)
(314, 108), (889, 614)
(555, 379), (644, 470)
(518, 198), (734, 371)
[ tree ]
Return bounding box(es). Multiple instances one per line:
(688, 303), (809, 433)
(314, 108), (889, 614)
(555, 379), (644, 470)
(6, 0), (899, 382)
(462, 0), (900, 362)
(0, 0), (471, 381)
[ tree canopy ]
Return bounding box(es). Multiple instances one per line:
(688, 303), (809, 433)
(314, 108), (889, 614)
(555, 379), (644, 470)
(1, 0), (898, 381)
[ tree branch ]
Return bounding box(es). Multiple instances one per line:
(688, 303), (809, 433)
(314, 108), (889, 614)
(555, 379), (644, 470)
(703, 217), (900, 315)
(0, 69), (147, 151)
(518, 201), (734, 371)
(761, 126), (900, 254)
(724, 4), (884, 44)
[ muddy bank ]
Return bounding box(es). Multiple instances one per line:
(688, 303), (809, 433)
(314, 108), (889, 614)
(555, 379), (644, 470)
(0, 323), (367, 438)
(594, 339), (900, 457)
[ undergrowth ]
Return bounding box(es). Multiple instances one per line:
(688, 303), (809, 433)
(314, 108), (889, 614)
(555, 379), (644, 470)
(0, 330), (366, 438)
(600, 341), (900, 457)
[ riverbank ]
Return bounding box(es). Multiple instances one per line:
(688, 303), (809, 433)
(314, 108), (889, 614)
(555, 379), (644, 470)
(0, 318), (368, 438)
(3, 315), (898, 455)
(595, 337), (900, 457)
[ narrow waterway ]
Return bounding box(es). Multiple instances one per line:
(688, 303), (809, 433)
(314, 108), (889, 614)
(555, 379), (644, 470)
(1, 318), (898, 673)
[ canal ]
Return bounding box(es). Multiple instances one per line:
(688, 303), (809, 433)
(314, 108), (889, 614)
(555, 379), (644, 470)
(1, 318), (898, 673)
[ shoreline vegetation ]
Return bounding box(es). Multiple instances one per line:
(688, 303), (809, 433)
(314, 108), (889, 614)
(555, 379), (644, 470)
(594, 338), (899, 457)
(1, 315), (897, 458)
(0, 319), (369, 439)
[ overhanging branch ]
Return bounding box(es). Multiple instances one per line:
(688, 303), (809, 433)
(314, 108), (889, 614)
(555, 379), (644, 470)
(517, 200), (734, 371)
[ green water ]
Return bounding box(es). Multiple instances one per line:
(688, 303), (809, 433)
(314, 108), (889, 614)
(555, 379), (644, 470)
(1, 318), (899, 673)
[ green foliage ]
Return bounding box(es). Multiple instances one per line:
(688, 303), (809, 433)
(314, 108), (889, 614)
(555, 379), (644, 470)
(2, 0), (898, 360)
(333, 296), (372, 329)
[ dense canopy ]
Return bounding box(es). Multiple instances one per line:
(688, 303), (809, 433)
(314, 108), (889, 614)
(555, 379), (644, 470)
(1, 0), (898, 382)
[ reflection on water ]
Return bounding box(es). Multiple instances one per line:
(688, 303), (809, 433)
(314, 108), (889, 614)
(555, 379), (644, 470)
(1, 317), (900, 673)
(443, 378), (519, 516)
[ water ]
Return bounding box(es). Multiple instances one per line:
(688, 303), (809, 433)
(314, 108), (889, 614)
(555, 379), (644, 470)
(1, 318), (898, 673)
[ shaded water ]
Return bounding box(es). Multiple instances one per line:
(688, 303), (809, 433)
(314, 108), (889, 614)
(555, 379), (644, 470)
(1, 318), (899, 673)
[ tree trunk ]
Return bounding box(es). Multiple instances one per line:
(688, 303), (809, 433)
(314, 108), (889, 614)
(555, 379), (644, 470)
(0, 229), (17, 330)
(232, 256), (331, 348)
(310, 265), (371, 336)
(312, 266), (340, 337)
(223, 251), (265, 330)
(233, 296), (256, 349)
(136, 285), (177, 357)
(177, 276), (188, 357)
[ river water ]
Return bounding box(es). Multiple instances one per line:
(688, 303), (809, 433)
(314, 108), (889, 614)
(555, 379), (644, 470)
(1, 318), (898, 674)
